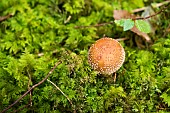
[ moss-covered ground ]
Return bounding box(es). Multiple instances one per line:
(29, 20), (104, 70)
(0, 0), (170, 112)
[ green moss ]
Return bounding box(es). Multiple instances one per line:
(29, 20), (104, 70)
(0, 0), (170, 112)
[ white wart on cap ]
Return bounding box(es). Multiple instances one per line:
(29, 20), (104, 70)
(88, 37), (125, 75)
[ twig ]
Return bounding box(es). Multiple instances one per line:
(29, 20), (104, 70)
(64, 15), (72, 24)
(133, 2), (170, 20)
(1, 61), (61, 113)
(116, 37), (129, 41)
(10, 103), (31, 113)
(38, 50), (58, 57)
(47, 79), (76, 113)
(0, 14), (13, 22)
(132, 0), (170, 13)
(74, 21), (114, 29)
(27, 69), (32, 106)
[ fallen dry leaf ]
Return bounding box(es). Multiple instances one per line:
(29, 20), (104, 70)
(113, 10), (151, 42)
(113, 10), (135, 20)
(131, 26), (151, 42)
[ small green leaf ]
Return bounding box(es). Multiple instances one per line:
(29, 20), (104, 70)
(114, 19), (124, 27)
(115, 19), (134, 31)
(135, 20), (151, 33)
(123, 19), (134, 31)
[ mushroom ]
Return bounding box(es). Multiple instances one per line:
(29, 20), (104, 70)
(88, 37), (125, 75)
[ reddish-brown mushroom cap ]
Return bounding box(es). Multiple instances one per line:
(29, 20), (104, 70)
(88, 37), (125, 75)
